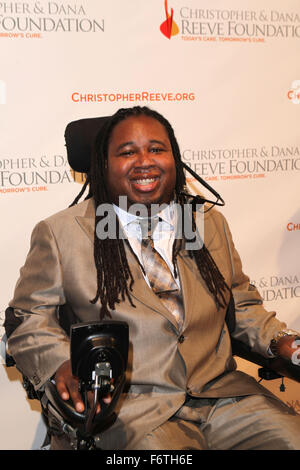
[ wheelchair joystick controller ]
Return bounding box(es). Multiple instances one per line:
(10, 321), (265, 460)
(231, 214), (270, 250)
(43, 321), (129, 450)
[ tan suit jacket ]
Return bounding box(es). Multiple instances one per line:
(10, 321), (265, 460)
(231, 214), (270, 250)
(8, 198), (285, 449)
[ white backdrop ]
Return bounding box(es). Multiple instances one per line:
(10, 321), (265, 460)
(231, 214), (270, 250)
(0, 0), (299, 449)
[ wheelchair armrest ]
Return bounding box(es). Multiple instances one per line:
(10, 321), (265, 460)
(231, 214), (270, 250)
(231, 338), (300, 383)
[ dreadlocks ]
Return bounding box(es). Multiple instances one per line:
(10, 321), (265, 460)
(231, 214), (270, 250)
(74, 106), (229, 318)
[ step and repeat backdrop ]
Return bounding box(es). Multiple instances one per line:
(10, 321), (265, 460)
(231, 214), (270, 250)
(0, 0), (299, 449)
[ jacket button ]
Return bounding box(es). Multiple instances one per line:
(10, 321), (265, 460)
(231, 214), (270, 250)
(178, 334), (185, 343)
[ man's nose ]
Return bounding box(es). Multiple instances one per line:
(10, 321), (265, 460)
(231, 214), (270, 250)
(135, 148), (154, 166)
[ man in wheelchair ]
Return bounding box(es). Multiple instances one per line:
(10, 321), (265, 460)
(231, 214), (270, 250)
(5, 106), (300, 450)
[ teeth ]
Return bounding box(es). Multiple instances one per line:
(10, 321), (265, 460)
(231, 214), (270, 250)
(134, 178), (156, 185)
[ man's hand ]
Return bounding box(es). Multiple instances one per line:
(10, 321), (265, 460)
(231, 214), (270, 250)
(54, 359), (112, 413)
(277, 336), (300, 365)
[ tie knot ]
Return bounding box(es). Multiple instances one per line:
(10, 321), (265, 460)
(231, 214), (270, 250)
(140, 217), (158, 239)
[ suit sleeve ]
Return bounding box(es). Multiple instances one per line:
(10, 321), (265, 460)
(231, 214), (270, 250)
(220, 213), (286, 357)
(7, 220), (70, 389)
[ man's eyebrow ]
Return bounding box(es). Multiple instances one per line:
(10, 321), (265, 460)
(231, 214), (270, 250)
(116, 141), (134, 152)
(115, 139), (168, 152)
(149, 139), (168, 146)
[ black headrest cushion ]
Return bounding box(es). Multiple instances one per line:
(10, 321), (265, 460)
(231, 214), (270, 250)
(64, 116), (110, 173)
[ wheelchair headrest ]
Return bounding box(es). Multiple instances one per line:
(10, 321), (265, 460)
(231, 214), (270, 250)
(64, 116), (110, 173)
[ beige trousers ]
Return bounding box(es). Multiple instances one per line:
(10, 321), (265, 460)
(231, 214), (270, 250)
(132, 394), (300, 450)
(51, 393), (300, 450)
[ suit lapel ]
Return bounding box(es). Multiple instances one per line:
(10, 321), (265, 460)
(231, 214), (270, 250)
(75, 198), (95, 242)
(124, 243), (180, 330)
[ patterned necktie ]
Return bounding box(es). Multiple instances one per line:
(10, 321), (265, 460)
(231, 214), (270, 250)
(139, 218), (184, 330)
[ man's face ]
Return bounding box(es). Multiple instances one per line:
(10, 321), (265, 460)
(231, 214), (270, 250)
(106, 115), (176, 208)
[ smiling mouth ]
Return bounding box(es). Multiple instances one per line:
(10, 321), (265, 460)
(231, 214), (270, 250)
(132, 177), (158, 185)
(130, 175), (160, 192)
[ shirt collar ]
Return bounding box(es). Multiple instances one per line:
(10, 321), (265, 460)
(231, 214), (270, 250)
(114, 201), (176, 231)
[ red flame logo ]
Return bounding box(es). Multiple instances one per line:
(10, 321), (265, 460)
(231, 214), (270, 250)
(160, 0), (179, 39)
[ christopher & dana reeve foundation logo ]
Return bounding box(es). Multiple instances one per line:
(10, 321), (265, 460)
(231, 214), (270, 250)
(159, 2), (300, 42)
(0, 2), (104, 37)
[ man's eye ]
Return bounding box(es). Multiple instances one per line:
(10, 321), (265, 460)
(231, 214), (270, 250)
(150, 147), (164, 153)
(119, 150), (134, 157)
